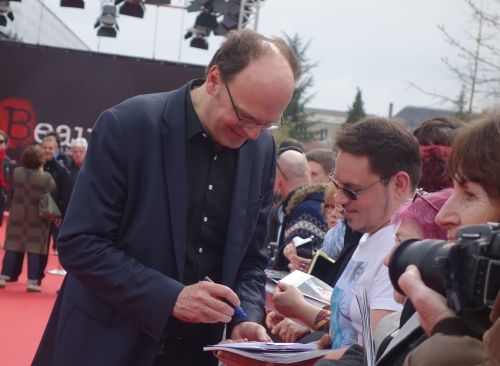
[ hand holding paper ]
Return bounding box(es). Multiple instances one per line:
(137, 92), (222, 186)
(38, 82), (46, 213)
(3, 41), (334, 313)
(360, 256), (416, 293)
(231, 321), (271, 342)
(288, 253), (312, 272)
(271, 318), (312, 343)
(273, 282), (307, 318)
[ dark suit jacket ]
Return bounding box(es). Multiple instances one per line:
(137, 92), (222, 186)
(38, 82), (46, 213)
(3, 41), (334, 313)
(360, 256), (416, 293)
(33, 82), (276, 366)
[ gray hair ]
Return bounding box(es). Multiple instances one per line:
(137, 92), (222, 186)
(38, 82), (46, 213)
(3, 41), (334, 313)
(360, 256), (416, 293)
(71, 137), (88, 150)
(42, 136), (57, 148)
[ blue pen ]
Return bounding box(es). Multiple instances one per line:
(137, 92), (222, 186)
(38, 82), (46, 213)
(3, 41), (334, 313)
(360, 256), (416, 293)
(203, 276), (248, 319)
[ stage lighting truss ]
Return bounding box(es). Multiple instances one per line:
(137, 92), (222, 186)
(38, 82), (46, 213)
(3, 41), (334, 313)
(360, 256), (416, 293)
(94, 3), (119, 38)
(115, 0), (145, 19)
(184, 0), (263, 50)
(0, 1), (15, 27)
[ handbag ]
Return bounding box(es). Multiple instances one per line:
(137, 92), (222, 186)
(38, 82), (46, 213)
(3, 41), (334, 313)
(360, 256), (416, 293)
(39, 174), (61, 220)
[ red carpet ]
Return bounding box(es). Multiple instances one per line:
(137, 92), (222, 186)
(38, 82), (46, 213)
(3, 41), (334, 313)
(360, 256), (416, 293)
(0, 213), (64, 366)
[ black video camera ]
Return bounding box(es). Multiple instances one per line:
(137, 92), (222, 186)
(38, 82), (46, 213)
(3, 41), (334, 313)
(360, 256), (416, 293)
(389, 223), (500, 313)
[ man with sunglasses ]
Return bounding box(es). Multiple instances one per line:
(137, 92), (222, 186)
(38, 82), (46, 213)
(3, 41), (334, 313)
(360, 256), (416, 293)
(33, 30), (299, 366)
(314, 117), (422, 356)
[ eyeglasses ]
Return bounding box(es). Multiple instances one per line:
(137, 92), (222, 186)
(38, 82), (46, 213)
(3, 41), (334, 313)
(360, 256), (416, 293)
(276, 146), (304, 181)
(223, 80), (284, 131)
(329, 173), (393, 200)
(412, 189), (440, 213)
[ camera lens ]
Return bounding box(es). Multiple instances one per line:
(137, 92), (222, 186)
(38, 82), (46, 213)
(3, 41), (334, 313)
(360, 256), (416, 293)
(388, 238), (452, 296)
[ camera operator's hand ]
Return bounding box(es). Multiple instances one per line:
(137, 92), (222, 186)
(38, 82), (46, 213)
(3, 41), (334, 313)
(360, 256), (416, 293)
(398, 265), (456, 335)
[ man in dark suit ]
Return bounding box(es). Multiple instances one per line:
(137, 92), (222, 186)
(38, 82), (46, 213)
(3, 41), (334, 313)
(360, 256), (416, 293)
(33, 30), (300, 366)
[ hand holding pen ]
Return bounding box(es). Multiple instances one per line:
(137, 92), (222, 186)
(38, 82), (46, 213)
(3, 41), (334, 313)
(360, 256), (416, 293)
(171, 276), (247, 324)
(203, 276), (248, 319)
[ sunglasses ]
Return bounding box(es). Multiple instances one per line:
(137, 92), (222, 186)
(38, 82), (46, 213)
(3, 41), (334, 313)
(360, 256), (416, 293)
(412, 189), (440, 212)
(276, 146), (304, 181)
(329, 173), (393, 200)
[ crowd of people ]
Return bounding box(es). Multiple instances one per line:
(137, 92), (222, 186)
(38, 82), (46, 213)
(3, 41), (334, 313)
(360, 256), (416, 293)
(216, 113), (500, 366)
(0, 29), (498, 366)
(0, 133), (87, 292)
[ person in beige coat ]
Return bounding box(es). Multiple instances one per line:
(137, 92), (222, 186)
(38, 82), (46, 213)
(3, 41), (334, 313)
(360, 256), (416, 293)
(0, 146), (55, 292)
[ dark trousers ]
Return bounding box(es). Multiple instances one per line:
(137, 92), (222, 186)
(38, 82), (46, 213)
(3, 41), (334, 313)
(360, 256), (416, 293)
(1, 250), (40, 282)
(51, 223), (59, 251)
(4, 251), (23, 281)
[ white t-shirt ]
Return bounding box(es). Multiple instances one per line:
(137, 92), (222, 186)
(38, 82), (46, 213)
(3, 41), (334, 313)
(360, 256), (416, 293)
(329, 224), (402, 349)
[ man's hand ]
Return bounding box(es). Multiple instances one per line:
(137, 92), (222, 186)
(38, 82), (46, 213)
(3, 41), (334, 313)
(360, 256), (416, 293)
(288, 254), (311, 273)
(398, 265), (456, 335)
(273, 282), (306, 318)
(171, 281), (238, 323)
(231, 321), (271, 342)
(271, 318), (311, 343)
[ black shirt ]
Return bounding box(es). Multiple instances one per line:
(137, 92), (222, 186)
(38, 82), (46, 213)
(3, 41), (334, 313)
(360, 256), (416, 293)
(183, 80), (237, 286)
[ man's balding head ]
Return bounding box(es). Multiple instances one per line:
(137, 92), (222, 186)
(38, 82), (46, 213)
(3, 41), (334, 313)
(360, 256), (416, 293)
(276, 150), (311, 198)
(206, 30), (301, 83)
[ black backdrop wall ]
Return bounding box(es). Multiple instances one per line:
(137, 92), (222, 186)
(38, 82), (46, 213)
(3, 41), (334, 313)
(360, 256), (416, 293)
(0, 40), (206, 166)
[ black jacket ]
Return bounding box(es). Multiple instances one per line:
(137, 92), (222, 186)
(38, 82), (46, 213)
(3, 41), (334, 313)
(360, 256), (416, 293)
(44, 158), (71, 218)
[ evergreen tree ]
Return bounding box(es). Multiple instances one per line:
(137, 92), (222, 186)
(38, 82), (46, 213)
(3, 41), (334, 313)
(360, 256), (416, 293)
(453, 84), (472, 122)
(344, 87), (366, 125)
(280, 33), (320, 142)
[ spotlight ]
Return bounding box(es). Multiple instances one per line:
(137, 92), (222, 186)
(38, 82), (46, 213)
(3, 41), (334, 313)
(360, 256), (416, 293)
(94, 3), (119, 38)
(116, 0), (145, 18)
(190, 35), (208, 50)
(60, 0), (84, 8)
(195, 11), (218, 29)
(97, 27), (117, 37)
(0, 1), (14, 27)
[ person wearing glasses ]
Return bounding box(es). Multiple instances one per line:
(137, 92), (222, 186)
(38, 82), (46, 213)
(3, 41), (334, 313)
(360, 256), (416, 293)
(398, 114), (500, 366)
(270, 118), (421, 357)
(33, 30), (299, 366)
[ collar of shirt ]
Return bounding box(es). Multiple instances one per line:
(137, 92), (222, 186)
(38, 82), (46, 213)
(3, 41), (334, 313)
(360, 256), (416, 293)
(185, 79), (207, 141)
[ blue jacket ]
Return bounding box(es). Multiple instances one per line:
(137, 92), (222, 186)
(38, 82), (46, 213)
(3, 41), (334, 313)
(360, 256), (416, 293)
(33, 82), (276, 366)
(273, 183), (328, 271)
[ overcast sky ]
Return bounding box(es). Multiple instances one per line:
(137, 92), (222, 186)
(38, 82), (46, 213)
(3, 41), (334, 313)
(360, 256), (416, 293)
(42, 0), (500, 116)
